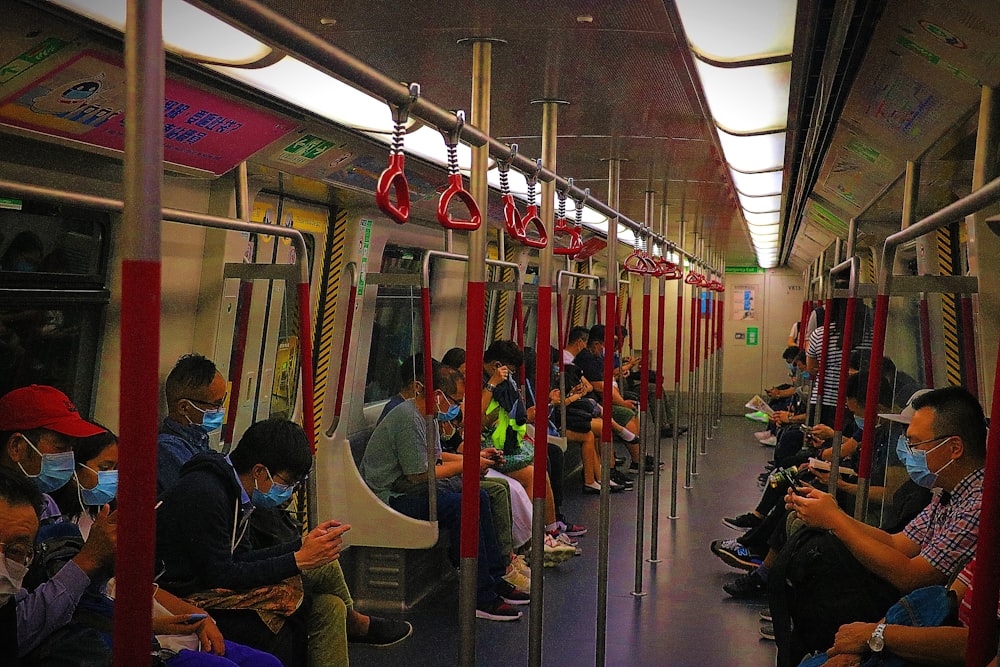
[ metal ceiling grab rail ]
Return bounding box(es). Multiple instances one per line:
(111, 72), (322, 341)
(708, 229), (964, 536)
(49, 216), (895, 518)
(375, 83), (420, 225)
(518, 160), (548, 249)
(553, 179), (584, 257)
(436, 110), (482, 231)
(185, 0), (718, 275)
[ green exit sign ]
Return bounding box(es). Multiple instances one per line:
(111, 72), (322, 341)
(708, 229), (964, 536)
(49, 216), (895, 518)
(746, 327), (759, 345)
(726, 266), (764, 274)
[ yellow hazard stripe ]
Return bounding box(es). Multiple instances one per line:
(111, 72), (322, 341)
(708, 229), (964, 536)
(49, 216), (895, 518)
(937, 228), (962, 386)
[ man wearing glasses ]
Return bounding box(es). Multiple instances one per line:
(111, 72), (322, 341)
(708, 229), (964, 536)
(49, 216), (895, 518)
(785, 386), (986, 660)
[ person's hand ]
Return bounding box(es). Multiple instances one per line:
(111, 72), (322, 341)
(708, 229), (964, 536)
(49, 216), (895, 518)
(772, 410), (789, 426)
(785, 484), (843, 529)
(73, 504), (117, 576)
(809, 465), (831, 486)
(549, 389), (561, 405)
(488, 364), (509, 387)
(621, 399), (636, 410)
(828, 622), (878, 657)
(479, 455), (494, 477)
(295, 520), (349, 570)
(197, 616), (226, 655)
(767, 387), (779, 399)
(811, 424), (835, 440)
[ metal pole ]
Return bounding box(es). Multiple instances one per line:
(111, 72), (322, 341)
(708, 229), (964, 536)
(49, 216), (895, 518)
(703, 247), (714, 449)
(650, 184), (668, 560)
(672, 218), (686, 512)
(457, 38), (492, 666)
(597, 158), (622, 667)
(115, 1), (162, 665)
(692, 236), (704, 467)
(685, 229), (697, 487)
(529, 97), (563, 667)
(716, 253), (725, 428)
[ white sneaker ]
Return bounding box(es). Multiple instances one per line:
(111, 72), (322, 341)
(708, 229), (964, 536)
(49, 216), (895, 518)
(503, 564), (531, 593)
(753, 430), (772, 440)
(510, 553), (531, 578)
(543, 534), (575, 566)
(760, 436), (777, 447)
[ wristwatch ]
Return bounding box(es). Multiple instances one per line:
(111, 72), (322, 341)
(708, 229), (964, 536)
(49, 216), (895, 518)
(868, 622), (886, 652)
(485, 383), (497, 393)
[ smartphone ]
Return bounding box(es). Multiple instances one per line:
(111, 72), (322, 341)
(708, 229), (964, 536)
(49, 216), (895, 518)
(798, 424), (813, 434)
(182, 613), (208, 623)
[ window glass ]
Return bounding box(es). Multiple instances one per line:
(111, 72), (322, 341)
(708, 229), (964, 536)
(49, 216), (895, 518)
(0, 204), (106, 282)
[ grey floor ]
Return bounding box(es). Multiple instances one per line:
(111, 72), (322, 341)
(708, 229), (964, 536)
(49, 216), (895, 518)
(351, 415), (778, 666)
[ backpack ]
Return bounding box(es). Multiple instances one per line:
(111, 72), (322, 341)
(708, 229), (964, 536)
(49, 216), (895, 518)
(769, 527), (901, 667)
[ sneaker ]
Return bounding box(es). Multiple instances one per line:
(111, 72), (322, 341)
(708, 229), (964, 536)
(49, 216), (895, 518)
(759, 609), (772, 623)
(503, 563), (531, 593)
(661, 425), (689, 437)
(745, 411), (770, 423)
(476, 598), (523, 621)
(582, 480), (625, 494)
(759, 621), (775, 641)
(610, 469), (635, 489)
(495, 580), (531, 605)
(760, 435), (777, 447)
(710, 538), (764, 571)
(722, 570), (767, 598)
(722, 512), (763, 531)
(543, 533), (575, 566)
(629, 455), (663, 474)
(753, 430), (772, 440)
(551, 531), (578, 548)
(559, 518), (588, 537)
(510, 553), (531, 578)
(348, 616), (414, 647)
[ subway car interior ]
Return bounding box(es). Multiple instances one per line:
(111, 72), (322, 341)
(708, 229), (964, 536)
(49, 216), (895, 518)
(1, 0), (1000, 665)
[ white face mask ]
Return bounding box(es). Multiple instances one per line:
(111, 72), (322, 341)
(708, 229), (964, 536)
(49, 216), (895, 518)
(0, 554), (28, 602)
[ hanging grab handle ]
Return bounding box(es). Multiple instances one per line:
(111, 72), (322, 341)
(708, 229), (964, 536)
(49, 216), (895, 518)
(375, 83), (419, 225)
(685, 271), (704, 285)
(436, 110), (482, 231)
(498, 145), (523, 238)
(554, 180), (583, 256)
(517, 159), (548, 248)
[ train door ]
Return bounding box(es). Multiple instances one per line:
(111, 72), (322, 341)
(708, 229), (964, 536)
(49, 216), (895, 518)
(213, 193), (324, 445)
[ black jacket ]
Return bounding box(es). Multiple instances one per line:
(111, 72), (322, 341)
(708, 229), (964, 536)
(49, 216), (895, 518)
(155, 452), (300, 597)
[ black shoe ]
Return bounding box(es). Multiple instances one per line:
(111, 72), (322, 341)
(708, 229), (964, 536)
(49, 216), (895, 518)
(660, 425), (689, 437)
(610, 469), (634, 490)
(723, 512), (763, 531)
(629, 455), (664, 474)
(582, 481), (625, 494)
(495, 580), (531, 605)
(348, 616), (414, 647)
(711, 538), (764, 571)
(723, 570), (767, 599)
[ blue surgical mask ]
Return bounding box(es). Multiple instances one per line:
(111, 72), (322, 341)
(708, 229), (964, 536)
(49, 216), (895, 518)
(855, 417), (865, 431)
(896, 435), (952, 489)
(18, 435), (75, 493)
(787, 363), (795, 374)
(251, 468), (295, 509)
(437, 404), (461, 422)
(801, 371), (812, 381)
(76, 466), (118, 506)
(187, 401), (225, 434)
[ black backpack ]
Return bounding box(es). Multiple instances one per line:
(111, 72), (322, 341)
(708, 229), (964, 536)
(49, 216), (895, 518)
(768, 527), (901, 667)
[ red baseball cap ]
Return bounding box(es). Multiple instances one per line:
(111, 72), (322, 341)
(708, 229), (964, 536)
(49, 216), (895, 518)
(0, 385), (107, 437)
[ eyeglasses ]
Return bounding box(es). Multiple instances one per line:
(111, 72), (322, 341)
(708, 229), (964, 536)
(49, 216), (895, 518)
(0, 541), (36, 567)
(443, 392), (462, 406)
(270, 470), (305, 490)
(904, 434), (955, 454)
(183, 397), (226, 409)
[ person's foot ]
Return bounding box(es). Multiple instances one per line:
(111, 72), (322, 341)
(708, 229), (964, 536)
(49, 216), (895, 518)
(753, 430), (772, 440)
(510, 553), (531, 578)
(503, 562), (531, 593)
(475, 598), (523, 621)
(495, 580), (531, 605)
(661, 425), (689, 437)
(558, 518), (588, 537)
(582, 480), (624, 494)
(759, 609), (772, 623)
(759, 621), (775, 641)
(629, 455), (664, 474)
(760, 435), (777, 447)
(347, 616), (414, 647)
(543, 533), (576, 566)
(722, 512), (763, 531)
(610, 469), (634, 489)
(722, 570), (767, 599)
(710, 538), (764, 571)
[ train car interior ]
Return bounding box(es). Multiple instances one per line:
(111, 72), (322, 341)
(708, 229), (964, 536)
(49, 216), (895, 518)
(1, 0), (999, 664)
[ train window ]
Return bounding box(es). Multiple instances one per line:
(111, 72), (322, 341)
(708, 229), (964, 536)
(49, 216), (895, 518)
(364, 245), (425, 404)
(0, 203), (107, 285)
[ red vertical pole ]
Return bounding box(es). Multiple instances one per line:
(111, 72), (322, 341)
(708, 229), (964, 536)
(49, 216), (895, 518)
(221, 280), (253, 447)
(960, 296), (979, 398)
(296, 282), (316, 453)
(115, 1), (161, 663)
(798, 299), (810, 349)
(859, 295), (890, 481)
(965, 339), (1000, 666)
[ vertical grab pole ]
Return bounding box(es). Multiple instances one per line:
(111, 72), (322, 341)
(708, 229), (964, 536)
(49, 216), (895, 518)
(691, 238), (704, 472)
(650, 187), (667, 560)
(857, 293), (889, 519)
(459, 38), (494, 666)
(420, 287), (438, 520)
(529, 97), (563, 667)
(716, 260), (725, 427)
(632, 237), (653, 593)
(115, 1), (161, 664)
(685, 241), (698, 487)
(702, 256), (714, 450)
(597, 159), (622, 667)
(671, 219), (686, 515)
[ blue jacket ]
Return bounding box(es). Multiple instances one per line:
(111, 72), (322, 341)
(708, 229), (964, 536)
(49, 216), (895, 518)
(157, 416), (210, 496)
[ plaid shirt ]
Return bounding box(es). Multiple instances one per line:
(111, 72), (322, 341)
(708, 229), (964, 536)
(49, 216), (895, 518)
(903, 467), (984, 579)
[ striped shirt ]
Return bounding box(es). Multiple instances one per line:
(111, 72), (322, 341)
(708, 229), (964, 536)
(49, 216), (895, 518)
(808, 324), (841, 407)
(956, 556), (1000, 626)
(903, 467), (984, 579)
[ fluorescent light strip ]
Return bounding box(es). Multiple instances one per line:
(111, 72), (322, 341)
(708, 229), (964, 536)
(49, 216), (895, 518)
(674, 0), (796, 62)
(694, 59), (791, 134)
(731, 168), (783, 197)
(739, 193), (782, 214)
(718, 130), (786, 173)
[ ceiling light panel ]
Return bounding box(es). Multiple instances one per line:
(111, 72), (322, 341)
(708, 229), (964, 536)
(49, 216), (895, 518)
(718, 130), (786, 173)
(731, 168), (783, 197)
(694, 60), (791, 134)
(739, 193), (782, 214)
(675, 0), (797, 62)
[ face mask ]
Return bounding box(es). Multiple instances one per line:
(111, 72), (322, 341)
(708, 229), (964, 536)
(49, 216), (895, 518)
(437, 403), (461, 422)
(251, 469), (295, 509)
(76, 466), (118, 506)
(855, 417), (865, 431)
(0, 555), (28, 601)
(187, 401), (225, 434)
(17, 435), (75, 493)
(897, 435), (952, 489)
(787, 363), (795, 374)
(800, 371), (812, 381)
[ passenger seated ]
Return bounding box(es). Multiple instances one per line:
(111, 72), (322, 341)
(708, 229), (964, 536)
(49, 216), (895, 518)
(158, 354), (405, 651)
(157, 418), (409, 665)
(360, 361), (528, 620)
